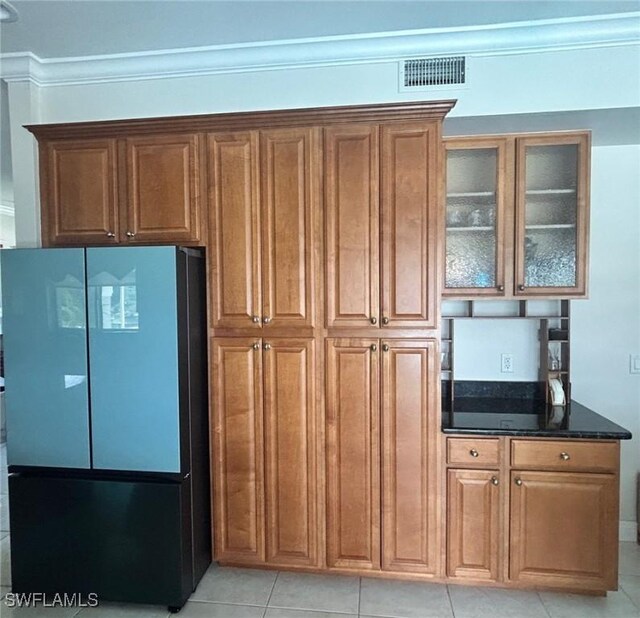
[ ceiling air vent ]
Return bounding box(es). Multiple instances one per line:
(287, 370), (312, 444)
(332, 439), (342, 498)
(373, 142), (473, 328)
(400, 56), (466, 90)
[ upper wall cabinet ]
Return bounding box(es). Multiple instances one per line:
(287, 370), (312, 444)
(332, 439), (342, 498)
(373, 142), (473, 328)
(443, 132), (590, 299)
(39, 134), (203, 246)
(209, 128), (319, 330)
(325, 121), (440, 329)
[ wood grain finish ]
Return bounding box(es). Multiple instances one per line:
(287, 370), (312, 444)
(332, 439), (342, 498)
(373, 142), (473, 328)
(261, 128), (317, 328)
(447, 438), (500, 467)
(42, 138), (119, 245)
(326, 339), (380, 570)
(511, 439), (617, 473)
(211, 338), (265, 563)
(209, 132), (262, 329)
(447, 469), (500, 581)
(264, 339), (318, 566)
(381, 122), (438, 328)
(381, 339), (438, 573)
(509, 471), (618, 589)
(124, 133), (201, 242)
(325, 124), (380, 328)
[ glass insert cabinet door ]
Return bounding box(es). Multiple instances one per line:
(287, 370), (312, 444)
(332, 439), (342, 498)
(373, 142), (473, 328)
(444, 139), (508, 296)
(515, 133), (590, 296)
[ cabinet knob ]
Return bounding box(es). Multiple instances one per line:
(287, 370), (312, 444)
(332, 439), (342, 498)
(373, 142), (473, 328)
(560, 452), (570, 461)
(370, 344), (377, 352)
(263, 316), (271, 324)
(252, 315), (260, 323)
(518, 284), (525, 291)
(252, 342), (260, 351)
(370, 317), (377, 325)
(491, 476), (499, 486)
(469, 449), (479, 458)
(497, 285), (504, 292)
(126, 231), (136, 238)
(105, 232), (115, 238)
(263, 342), (271, 351)
(515, 478), (523, 486)
(382, 317), (389, 326)
(382, 344), (389, 352)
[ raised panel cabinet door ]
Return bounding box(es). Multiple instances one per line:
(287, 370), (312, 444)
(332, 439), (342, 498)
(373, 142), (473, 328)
(325, 124), (380, 327)
(326, 339), (380, 570)
(447, 469), (500, 581)
(260, 128), (318, 328)
(381, 340), (438, 573)
(211, 338), (265, 563)
(514, 133), (590, 297)
(380, 122), (439, 328)
(264, 339), (318, 566)
(42, 139), (119, 245)
(124, 133), (201, 242)
(509, 471), (618, 590)
(209, 132), (262, 329)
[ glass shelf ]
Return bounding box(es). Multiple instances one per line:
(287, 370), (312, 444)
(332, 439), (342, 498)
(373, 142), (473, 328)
(526, 189), (576, 195)
(525, 224), (576, 230)
(447, 226), (494, 232)
(447, 191), (495, 198)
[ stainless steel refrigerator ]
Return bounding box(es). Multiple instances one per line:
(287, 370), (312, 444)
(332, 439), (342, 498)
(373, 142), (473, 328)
(1, 246), (210, 611)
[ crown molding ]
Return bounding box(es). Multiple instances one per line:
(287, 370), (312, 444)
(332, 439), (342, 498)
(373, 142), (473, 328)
(1, 12), (638, 87)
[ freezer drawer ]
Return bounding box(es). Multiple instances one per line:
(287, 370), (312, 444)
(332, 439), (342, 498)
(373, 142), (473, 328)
(9, 474), (194, 609)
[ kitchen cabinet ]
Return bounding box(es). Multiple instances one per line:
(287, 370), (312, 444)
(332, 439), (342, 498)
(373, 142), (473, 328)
(326, 338), (438, 573)
(443, 132), (590, 298)
(211, 337), (318, 568)
(210, 128), (319, 330)
(509, 471), (617, 589)
(325, 121), (440, 329)
(447, 469), (500, 581)
(40, 134), (202, 246)
(444, 436), (620, 591)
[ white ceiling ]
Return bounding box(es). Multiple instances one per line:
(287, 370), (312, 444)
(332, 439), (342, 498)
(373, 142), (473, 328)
(1, 0), (639, 59)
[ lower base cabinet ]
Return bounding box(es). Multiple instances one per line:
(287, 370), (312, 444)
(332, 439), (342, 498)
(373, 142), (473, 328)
(447, 469), (500, 580)
(509, 471), (618, 590)
(445, 437), (620, 592)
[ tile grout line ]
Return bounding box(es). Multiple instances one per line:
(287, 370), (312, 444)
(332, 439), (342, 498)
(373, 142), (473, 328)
(445, 584), (455, 618)
(262, 570), (279, 617)
(357, 576), (362, 616)
(536, 591), (553, 618)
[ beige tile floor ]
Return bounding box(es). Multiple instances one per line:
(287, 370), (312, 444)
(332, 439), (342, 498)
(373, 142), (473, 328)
(0, 445), (638, 618)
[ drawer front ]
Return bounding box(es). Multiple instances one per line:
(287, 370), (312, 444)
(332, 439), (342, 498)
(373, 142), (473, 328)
(511, 440), (618, 473)
(447, 438), (500, 466)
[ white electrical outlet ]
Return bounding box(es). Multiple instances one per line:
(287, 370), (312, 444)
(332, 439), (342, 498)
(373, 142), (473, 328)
(501, 353), (514, 373)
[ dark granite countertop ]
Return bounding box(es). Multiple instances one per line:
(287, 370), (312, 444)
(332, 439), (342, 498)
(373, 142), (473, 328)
(441, 382), (632, 440)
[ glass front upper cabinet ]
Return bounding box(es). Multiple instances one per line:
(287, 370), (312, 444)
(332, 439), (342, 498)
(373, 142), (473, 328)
(444, 138), (508, 296)
(515, 133), (590, 296)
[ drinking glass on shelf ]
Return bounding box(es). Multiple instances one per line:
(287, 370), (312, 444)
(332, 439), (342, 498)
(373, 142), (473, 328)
(468, 209), (483, 226)
(549, 350), (561, 371)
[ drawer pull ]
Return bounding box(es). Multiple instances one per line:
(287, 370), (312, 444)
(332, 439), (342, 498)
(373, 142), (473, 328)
(515, 478), (523, 486)
(470, 449), (479, 458)
(370, 317), (377, 325)
(491, 476), (499, 486)
(560, 452), (570, 461)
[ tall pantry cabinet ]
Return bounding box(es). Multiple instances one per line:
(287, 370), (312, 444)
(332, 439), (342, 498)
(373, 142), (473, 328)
(209, 105), (452, 575)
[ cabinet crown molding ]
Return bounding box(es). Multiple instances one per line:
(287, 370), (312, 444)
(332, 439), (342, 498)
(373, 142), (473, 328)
(26, 100), (457, 140)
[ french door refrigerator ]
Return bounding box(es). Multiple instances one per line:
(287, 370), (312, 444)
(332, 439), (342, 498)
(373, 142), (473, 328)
(1, 246), (210, 611)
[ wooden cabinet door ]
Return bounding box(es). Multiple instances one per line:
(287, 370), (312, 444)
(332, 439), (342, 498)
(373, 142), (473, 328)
(42, 139), (119, 245)
(124, 133), (201, 243)
(380, 122), (439, 328)
(264, 339), (318, 566)
(381, 340), (438, 573)
(326, 339), (380, 570)
(510, 471), (617, 590)
(325, 124), (380, 328)
(447, 469), (500, 581)
(211, 338), (265, 563)
(514, 133), (590, 297)
(260, 128), (318, 328)
(209, 132), (262, 329)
